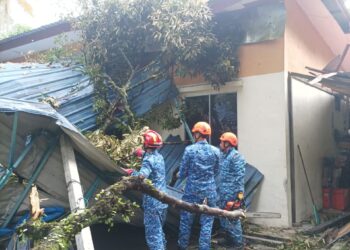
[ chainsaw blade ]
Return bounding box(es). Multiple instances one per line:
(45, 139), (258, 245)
(245, 212), (281, 219)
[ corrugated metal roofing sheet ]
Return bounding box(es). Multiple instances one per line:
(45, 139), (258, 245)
(0, 97), (147, 230)
(0, 63), (178, 131)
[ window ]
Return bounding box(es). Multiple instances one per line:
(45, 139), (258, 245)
(184, 93), (237, 146)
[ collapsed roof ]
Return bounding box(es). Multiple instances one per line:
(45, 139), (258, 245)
(0, 98), (134, 230)
(0, 62), (263, 238)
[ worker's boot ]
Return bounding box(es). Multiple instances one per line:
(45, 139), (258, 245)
(217, 234), (245, 249)
(217, 234), (234, 247)
(232, 243), (244, 250)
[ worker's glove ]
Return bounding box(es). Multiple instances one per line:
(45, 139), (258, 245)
(122, 168), (134, 176)
(224, 191), (245, 211)
(133, 148), (145, 159)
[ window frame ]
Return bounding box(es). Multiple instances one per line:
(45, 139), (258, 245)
(178, 81), (242, 144)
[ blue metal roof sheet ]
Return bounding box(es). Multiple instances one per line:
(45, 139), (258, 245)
(0, 63), (178, 132)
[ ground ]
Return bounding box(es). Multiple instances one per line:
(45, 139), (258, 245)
(90, 221), (350, 250)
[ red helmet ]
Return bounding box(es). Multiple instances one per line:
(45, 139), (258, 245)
(220, 132), (238, 147)
(143, 130), (163, 148)
(192, 122), (211, 136)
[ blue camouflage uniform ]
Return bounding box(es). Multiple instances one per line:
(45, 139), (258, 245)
(218, 147), (246, 247)
(178, 140), (220, 250)
(132, 150), (168, 250)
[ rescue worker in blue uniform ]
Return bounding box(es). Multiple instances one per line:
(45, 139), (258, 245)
(218, 132), (246, 249)
(177, 122), (220, 250)
(124, 130), (168, 250)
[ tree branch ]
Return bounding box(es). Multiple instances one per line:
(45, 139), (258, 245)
(18, 176), (244, 250)
(100, 74), (135, 132)
(119, 48), (134, 73)
(127, 176), (245, 219)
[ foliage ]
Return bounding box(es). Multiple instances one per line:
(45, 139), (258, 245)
(18, 177), (140, 250)
(0, 24), (31, 40)
(24, 34), (83, 65)
(142, 101), (182, 130)
(38, 96), (60, 109)
(277, 234), (325, 250)
(85, 127), (148, 169)
(70, 0), (244, 132)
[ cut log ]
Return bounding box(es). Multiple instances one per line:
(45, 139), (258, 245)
(29, 185), (44, 220)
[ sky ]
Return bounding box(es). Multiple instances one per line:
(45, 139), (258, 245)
(345, 0), (350, 12)
(9, 0), (81, 28)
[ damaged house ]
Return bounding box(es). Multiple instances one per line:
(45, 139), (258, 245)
(2, 1), (350, 247)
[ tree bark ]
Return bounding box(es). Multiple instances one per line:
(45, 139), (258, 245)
(126, 176), (245, 219)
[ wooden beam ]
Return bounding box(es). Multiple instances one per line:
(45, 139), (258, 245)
(60, 135), (94, 250)
(30, 185), (44, 220)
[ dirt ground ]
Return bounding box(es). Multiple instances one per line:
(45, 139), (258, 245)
(91, 222), (350, 250)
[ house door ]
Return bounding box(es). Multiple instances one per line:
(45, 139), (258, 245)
(184, 93), (237, 146)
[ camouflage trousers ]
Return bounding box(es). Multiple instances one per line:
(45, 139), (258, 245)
(218, 198), (243, 246)
(178, 193), (216, 250)
(144, 208), (167, 250)
(219, 217), (243, 245)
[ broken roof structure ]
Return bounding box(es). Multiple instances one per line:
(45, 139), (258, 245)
(0, 63), (178, 131)
(0, 98), (126, 240)
(0, 63), (264, 245)
(289, 43), (350, 98)
(0, 62), (178, 245)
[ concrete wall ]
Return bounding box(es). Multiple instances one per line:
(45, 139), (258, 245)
(291, 78), (339, 222)
(175, 38), (284, 86)
(238, 38), (284, 78)
(294, 0), (350, 71)
(284, 0), (335, 75)
(238, 72), (290, 226)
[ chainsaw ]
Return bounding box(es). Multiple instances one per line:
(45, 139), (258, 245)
(224, 192), (281, 219)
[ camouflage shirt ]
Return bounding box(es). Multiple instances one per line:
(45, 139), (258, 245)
(218, 147), (246, 201)
(179, 140), (220, 199)
(132, 150), (168, 210)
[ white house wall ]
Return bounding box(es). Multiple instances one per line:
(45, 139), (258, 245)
(238, 72), (290, 227)
(291, 78), (340, 222)
(171, 73), (290, 227)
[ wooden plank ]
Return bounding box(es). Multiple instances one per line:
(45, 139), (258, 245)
(243, 234), (284, 245)
(327, 221), (350, 247)
(303, 212), (350, 235)
(60, 135), (94, 250)
(246, 232), (290, 242)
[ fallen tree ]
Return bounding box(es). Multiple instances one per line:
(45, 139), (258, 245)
(18, 176), (245, 250)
